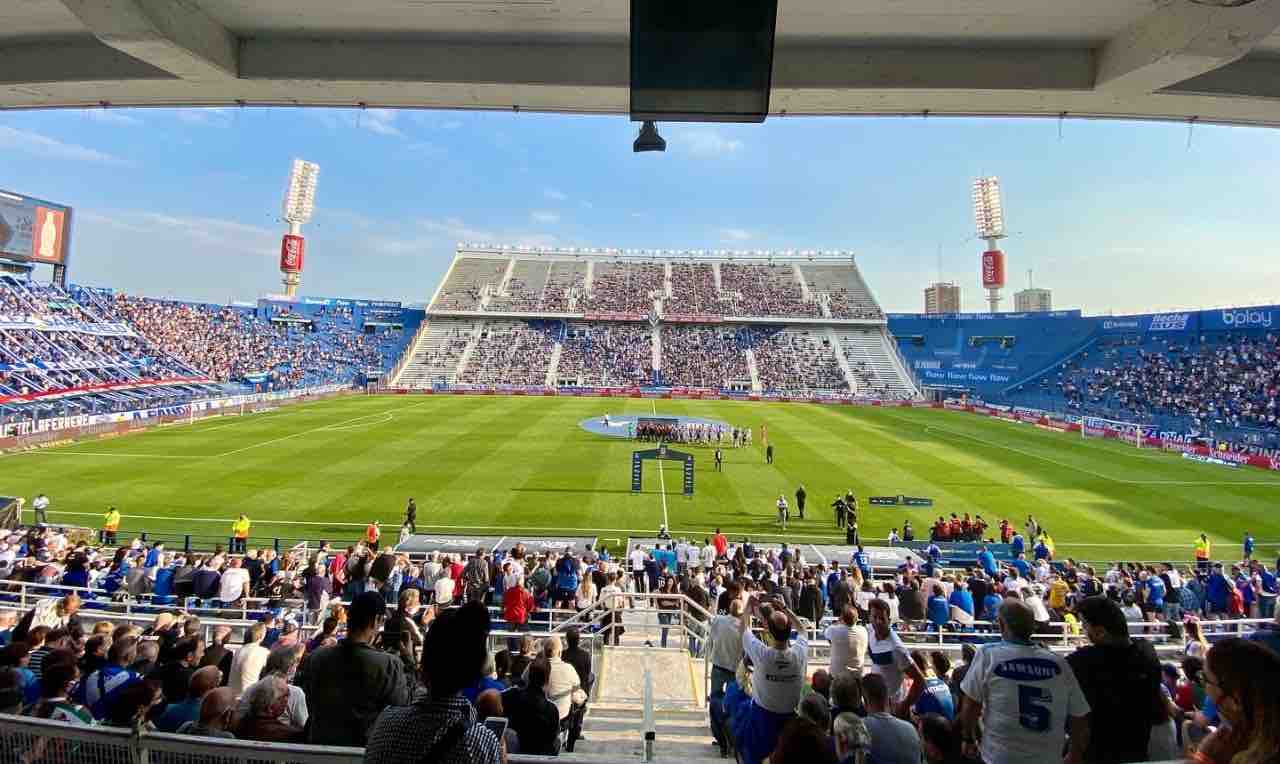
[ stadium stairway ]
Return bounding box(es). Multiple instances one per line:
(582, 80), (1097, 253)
(745, 349), (762, 393)
(576, 610), (718, 762)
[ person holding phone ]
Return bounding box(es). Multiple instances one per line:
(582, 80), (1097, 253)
(734, 594), (808, 764)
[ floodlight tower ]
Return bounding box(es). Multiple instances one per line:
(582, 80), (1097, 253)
(280, 159), (320, 297)
(972, 176), (1007, 313)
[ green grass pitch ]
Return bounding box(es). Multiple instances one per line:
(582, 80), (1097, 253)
(6, 394), (1280, 562)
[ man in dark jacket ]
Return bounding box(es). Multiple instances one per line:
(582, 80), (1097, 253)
(298, 592), (410, 746)
(403, 498), (417, 534)
(795, 485), (806, 520)
(798, 575), (824, 625)
(503, 658), (560, 756)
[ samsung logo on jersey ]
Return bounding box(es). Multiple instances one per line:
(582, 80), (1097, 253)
(1148, 313), (1190, 331)
(993, 658), (1061, 681)
(1221, 309), (1273, 328)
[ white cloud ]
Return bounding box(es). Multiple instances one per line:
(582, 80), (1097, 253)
(79, 209), (275, 257)
(543, 188), (568, 202)
(0, 125), (132, 165)
(531, 211), (560, 224)
(81, 109), (142, 126)
(669, 127), (745, 158)
(307, 108), (403, 137)
(719, 227), (753, 242)
(174, 108), (232, 127)
(419, 217), (494, 242)
(360, 109), (402, 137)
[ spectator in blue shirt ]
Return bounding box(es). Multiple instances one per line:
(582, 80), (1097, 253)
(1243, 531), (1255, 561)
(910, 651), (956, 721)
(947, 581), (974, 618)
(1011, 553), (1031, 579)
(1144, 571), (1166, 614)
(1033, 539), (1051, 562)
(654, 546), (677, 576)
(976, 546), (998, 577)
(926, 543), (942, 564)
(852, 546), (872, 579)
(1256, 562), (1278, 619)
(926, 585), (950, 631)
(982, 591), (1003, 623)
(1206, 563), (1232, 615)
(1010, 532), (1025, 558)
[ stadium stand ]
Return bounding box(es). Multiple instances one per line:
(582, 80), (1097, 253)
(393, 248), (919, 397)
(0, 519), (1270, 763)
(0, 276), (221, 416)
(457, 321), (558, 386)
(749, 327), (849, 393)
(582, 261), (664, 316)
(658, 326), (751, 390)
(556, 323), (654, 387)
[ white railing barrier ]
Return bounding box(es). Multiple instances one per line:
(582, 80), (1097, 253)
(0, 713), (655, 764)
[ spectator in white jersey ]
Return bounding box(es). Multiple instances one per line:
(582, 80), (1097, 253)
(736, 595), (808, 764)
(960, 600), (1090, 764)
(824, 606), (867, 678)
(865, 598), (925, 716)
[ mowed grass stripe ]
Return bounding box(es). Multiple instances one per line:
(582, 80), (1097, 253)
(11, 395), (1280, 555)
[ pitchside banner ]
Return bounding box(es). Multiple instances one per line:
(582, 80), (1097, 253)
(869, 495), (933, 507)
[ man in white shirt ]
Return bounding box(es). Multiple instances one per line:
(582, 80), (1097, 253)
(31, 493), (49, 525)
(737, 595), (807, 764)
(700, 538), (716, 571)
(865, 598), (925, 714)
(218, 557), (251, 604)
(684, 542), (701, 572)
(824, 606), (868, 678)
(776, 495), (788, 528)
(434, 571), (455, 606)
(629, 545), (647, 592)
(960, 600), (1091, 764)
(675, 539), (690, 574)
(228, 623), (272, 697)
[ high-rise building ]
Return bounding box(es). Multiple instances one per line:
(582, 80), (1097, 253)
(924, 282), (961, 314)
(1014, 288), (1052, 312)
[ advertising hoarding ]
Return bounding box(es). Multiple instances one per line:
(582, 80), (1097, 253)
(280, 234), (305, 273)
(981, 250), (1005, 289)
(0, 190), (72, 266)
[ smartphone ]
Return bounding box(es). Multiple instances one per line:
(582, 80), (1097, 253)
(483, 716), (508, 740)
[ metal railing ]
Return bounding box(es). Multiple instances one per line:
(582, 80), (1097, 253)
(0, 713), (635, 764)
(0, 579), (310, 624)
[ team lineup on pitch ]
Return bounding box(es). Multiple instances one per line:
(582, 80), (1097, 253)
(7, 394), (1280, 559)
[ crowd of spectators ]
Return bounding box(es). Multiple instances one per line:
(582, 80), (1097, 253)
(556, 325), (654, 386)
(1, 518), (1279, 763)
(1054, 333), (1280, 433)
(106, 294), (385, 389)
(581, 262), (664, 316)
(665, 263), (720, 316)
(659, 326), (751, 388)
(0, 278), (212, 408)
(721, 263), (821, 318)
(458, 324), (558, 386)
(751, 328), (849, 392)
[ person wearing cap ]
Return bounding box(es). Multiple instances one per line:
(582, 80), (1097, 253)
(298, 591), (410, 746)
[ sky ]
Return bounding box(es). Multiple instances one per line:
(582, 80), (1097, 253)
(2, 106), (1279, 315)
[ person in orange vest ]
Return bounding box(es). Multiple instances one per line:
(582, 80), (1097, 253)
(231, 514), (251, 554)
(365, 521), (381, 547)
(102, 506), (121, 545)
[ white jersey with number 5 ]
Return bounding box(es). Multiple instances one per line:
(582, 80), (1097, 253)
(959, 640), (1089, 764)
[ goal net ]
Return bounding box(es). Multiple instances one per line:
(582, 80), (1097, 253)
(1080, 416), (1147, 448)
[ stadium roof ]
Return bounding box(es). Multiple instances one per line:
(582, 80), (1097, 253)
(5, 1), (1280, 126)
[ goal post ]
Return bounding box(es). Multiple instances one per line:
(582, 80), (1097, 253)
(1080, 416), (1147, 448)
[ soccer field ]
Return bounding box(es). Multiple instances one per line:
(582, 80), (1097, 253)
(7, 394), (1280, 561)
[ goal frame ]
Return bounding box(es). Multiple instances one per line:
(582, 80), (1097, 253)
(1080, 416), (1147, 448)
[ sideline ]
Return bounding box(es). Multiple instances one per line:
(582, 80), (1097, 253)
(32, 511), (1280, 548)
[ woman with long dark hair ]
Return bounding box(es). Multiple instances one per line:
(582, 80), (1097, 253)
(1188, 637), (1280, 764)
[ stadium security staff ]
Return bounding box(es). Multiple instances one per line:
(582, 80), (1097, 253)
(714, 449), (723, 472)
(765, 443), (774, 464)
(231, 514), (251, 554)
(102, 506), (121, 545)
(794, 485), (806, 520)
(833, 495), (846, 528)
